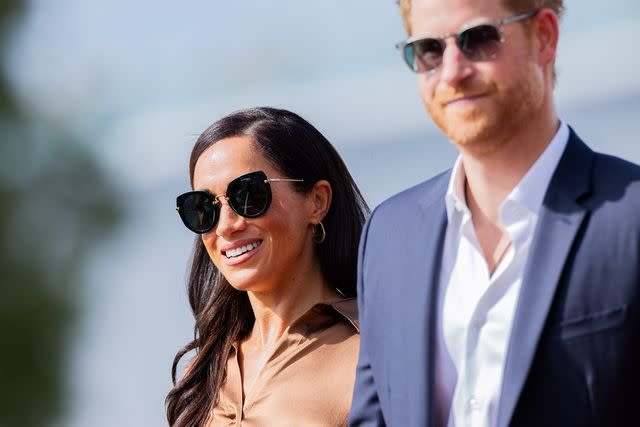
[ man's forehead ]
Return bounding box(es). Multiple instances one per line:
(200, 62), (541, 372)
(409, 0), (508, 34)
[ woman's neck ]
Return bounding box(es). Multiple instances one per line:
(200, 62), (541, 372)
(245, 265), (339, 349)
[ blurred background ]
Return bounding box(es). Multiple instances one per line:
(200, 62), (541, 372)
(1, 1), (638, 426)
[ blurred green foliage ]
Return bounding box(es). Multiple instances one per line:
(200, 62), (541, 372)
(0, 0), (24, 116)
(0, 2), (122, 426)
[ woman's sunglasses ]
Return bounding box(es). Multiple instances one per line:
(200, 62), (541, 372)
(176, 171), (304, 234)
(395, 10), (538, 74)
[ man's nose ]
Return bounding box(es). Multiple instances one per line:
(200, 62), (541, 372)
(215, 199), (247, 237)
(437, 39), (474, 89)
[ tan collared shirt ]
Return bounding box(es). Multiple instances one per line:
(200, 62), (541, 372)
(207, 298), (359, 427)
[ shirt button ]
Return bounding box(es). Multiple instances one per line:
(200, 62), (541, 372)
(469, 397), (481, 411)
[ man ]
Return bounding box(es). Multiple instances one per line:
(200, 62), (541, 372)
(349, 0), (640, 426)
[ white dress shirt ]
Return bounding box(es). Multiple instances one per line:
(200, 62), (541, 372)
(435, 122), (570, 427)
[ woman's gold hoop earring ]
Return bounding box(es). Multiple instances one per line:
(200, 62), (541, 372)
(313, 222), (326, 244)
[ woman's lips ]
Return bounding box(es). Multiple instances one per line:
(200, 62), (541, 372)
(221, 239), (263, 266)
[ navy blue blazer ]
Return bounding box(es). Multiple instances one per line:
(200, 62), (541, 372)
(349, 129), (640, 427)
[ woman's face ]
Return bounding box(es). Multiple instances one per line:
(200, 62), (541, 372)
(192, 135), (318, 294)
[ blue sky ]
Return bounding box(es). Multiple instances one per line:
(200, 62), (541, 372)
(8, 0), (639, 196)
(5, 1), (640, 426)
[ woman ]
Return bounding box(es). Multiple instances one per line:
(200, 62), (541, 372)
(166, 107), (369, 426)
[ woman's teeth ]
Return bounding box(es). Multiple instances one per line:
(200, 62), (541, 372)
(225, 241), (261, 258)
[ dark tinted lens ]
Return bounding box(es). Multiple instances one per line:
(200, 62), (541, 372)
(178, 192), (217, 233)
(410, 38), (445, 73)
(227, 172), (271, 217)
(458, 24), (501, 61)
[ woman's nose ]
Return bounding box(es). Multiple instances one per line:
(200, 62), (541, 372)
(215, 198), (247, 237)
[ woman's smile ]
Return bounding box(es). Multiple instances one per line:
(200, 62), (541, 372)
(221, 239), (263, 266)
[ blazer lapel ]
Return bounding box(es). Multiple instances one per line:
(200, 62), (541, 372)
(411, 173), (449, 427)
(497, 130), (593, 427)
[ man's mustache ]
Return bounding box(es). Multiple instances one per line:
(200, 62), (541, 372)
(432, 81), (497, 106)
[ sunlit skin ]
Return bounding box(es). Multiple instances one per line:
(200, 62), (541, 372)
(409, 0), (560, 271)
(192, 135), (336, 397)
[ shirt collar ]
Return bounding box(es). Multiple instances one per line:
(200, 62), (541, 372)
(292, 297), (359, 333)
(445, 155), (470, 224)
(503, 121), (569, 217)
(445, 121), (570, 223)
(231, 297), (359, 351)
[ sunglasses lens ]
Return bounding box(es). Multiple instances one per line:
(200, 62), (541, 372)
(408, 38), (444, 73)
(178, 192), (217, 233)
(227, 172), (271, 217)
(176, 172), (276, 234)
(459, 24), (502, 61)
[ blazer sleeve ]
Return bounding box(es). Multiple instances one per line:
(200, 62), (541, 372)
(349, 210), (386, 427)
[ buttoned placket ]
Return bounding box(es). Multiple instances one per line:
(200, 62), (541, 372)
(222, 312), (321, 424)
(444, 198), (536, 427)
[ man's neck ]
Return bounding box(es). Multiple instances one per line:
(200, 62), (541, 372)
(460, 114), (561, 224)
(458, 113), (560, 273)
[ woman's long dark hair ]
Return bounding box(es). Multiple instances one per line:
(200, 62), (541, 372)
(165, 107), (369, 426)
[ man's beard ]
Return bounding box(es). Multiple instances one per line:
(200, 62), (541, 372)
(426, 64), (544, 155)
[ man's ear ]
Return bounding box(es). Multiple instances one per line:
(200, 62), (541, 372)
(533, 9), (560, 68)
(308, 180), (332, 224)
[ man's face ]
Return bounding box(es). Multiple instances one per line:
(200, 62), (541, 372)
(410, 0), (545, 151)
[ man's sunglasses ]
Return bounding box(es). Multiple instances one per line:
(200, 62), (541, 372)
(176, 171), (304, 234)
(395, 10), (538, 74)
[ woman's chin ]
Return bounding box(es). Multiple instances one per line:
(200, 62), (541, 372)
(224, 271), (265, 293)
